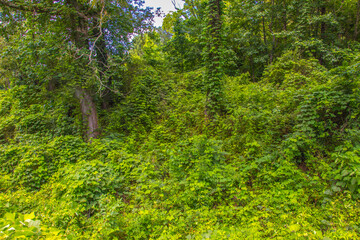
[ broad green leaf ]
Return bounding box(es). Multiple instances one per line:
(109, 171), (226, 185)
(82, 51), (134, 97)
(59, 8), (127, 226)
(24, 212), (35, 221)
(4, 212), (15, 222)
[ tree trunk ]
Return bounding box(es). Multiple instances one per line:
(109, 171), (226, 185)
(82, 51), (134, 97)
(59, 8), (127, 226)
(92, 22), (114, 109)
(76, 88), (99, 140)
(69, 0), (100, 141)
(4, 78), (10, 90)
(262, 16), (267, 44)
(269, 0), (276, 64)
(283, 1), (287, 31)
(318, 5), (326, 65)
(355, 0), (360, 39)
(320, 6), (326, 41)
(47, 79), (57, 91)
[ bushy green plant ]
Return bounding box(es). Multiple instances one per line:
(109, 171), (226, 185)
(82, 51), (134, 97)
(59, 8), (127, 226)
(48, 160), (123, 214)
(331, 144), (360, 199)
(0, 212), (63, 239)
(262, 50), (327, 88)
(0, 136), (90, 191)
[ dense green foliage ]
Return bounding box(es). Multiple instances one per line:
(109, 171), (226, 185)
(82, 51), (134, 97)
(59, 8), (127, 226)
(1, 0), (360, 239)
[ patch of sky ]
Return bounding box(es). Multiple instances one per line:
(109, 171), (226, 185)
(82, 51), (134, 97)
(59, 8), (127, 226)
(145, 0), (184, 27)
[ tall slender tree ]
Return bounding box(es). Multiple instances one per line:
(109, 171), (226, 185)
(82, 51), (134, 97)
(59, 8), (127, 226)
(203, 0), (224, 118)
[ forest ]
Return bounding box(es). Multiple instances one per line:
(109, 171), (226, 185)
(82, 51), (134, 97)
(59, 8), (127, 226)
(1, 0), (360, 239)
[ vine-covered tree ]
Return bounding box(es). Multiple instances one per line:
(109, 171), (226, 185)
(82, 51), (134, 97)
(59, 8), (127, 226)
(203, 0), (224, 117)
(0, 0), (153, 140)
